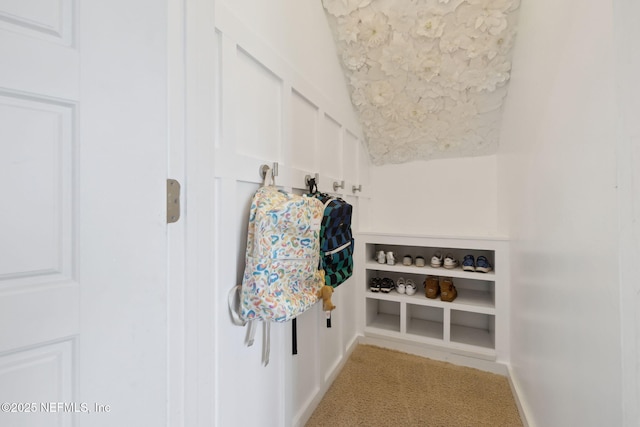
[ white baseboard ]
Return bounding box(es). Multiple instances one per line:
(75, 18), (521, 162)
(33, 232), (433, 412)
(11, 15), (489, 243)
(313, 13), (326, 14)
(507, 365), (534, 427)
(293, 335), (359, 427)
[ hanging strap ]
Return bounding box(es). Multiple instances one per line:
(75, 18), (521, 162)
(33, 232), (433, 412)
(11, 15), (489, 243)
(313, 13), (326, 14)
(228, 279), (261, 350)
(246, 320), (256, 346)
(260, 166), (272, 365)
(292, 318), (298, 355)
(291, 171), (308, 357)
(262, 322), (270, 366)
(263, 165), (274, 186)
(244, 320), (269, 365)
(228, 285), (246, 326)
(307, 177), (317, 194)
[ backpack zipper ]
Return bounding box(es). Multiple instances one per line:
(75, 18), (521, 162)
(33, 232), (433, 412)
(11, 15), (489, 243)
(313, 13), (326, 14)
(324, 240), (352, 256)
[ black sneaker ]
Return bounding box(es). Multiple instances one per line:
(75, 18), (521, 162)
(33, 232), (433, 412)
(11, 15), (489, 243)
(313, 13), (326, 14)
(380, 278), (395, 293)
(369, 277), (382, 292)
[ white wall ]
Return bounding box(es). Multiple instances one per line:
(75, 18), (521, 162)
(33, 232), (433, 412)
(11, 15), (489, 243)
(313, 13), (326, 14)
(498, 1), (627, 425)
(367, 155), (499, 237)
(209, 2), (367, 426)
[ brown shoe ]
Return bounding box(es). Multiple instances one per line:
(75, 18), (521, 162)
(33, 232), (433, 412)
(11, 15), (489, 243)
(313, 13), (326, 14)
(440, 277), (457, 302)
(424, 276), (440, 299)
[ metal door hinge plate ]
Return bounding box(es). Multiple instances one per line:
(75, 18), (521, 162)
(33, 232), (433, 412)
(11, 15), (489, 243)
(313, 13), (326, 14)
(167, 179), (181, 223)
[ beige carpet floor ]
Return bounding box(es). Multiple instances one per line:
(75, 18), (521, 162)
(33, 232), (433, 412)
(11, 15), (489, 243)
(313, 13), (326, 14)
(305, 345), (522, 427)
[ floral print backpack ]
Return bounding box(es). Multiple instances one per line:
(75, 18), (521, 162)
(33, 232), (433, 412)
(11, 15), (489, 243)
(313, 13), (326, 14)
(228, 167), (325, 365)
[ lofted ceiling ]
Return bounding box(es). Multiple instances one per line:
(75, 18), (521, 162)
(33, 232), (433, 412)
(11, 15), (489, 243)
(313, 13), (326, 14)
(322, 0), (520, 165)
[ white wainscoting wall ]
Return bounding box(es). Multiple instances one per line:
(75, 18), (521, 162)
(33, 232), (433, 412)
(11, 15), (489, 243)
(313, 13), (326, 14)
(211, 4), (369, 426)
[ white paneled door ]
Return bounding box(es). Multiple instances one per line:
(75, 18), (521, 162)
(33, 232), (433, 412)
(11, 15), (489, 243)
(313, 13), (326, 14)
(0, 1), (171, 426)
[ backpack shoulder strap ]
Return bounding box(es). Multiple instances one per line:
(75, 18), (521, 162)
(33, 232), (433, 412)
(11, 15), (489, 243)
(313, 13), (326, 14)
(227, 285), (246, 326)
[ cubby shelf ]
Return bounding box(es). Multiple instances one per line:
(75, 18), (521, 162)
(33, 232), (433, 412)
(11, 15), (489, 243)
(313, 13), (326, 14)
(364, 260), (496, 281)
(357, 232), (509, 361)
(366, 288), (495, 314)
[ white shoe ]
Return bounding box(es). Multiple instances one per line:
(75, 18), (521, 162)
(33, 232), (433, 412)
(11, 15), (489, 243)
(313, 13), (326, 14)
(402, 255), (413, 266)
(444, 254), (459, 269)
(396, 277), (406, 294)
(386, 251), (396, 265)
(377, 250), (386, 264)
(431, 251), (443, 268)
(405, 279), (417, 296)
(415, 256), (426, 267)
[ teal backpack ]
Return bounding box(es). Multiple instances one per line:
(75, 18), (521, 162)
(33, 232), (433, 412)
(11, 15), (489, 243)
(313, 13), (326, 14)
(312, 192), (354, 288)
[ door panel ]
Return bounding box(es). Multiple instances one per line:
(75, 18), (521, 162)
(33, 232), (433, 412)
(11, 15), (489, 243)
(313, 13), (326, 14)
(0, 3), (79, 426)
(0, 95), (74, 280)
(0, 0), (73, 44)
(0, 341), (73, 427)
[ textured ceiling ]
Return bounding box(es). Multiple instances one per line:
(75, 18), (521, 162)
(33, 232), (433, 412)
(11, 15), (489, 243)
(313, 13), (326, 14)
(322, 0), (520, 165)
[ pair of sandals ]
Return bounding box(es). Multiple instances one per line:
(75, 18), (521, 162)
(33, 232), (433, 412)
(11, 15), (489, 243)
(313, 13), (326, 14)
(396, 277), (417, 296)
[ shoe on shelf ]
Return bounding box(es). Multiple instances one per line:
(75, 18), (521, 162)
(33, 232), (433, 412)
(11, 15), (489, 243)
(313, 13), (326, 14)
(377, 250), (386, 264)
(396, 277), (406, 294)
(405, 279), (417, 296)
(402, 255), (413, 266)
(430, 251), (443, 268)
(369, 277), (381, 292)
(415, 256), (426, 267)
(380, 277), (395, 293)
(462, 255), (475, 272)
(443, 254), (459, 269)
(476, 256), (493, 273)
(386, 251), (396, 265)
(424, 276), (440, 299)
(440, 277), (457, 302)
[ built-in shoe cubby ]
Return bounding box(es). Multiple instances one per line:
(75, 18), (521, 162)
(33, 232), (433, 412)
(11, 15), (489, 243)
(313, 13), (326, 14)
(366, 298), (401, 333)
(406, 304), (444, 340)
(450, 310), (495, 350)
(357, 233), (508, 361)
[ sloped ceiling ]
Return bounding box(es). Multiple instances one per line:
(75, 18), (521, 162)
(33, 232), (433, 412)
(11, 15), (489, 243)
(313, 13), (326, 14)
(322, 0), (520, 165)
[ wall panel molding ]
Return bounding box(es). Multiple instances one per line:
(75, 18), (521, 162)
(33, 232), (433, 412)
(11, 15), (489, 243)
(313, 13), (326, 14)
(212, 5), (368, 426)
